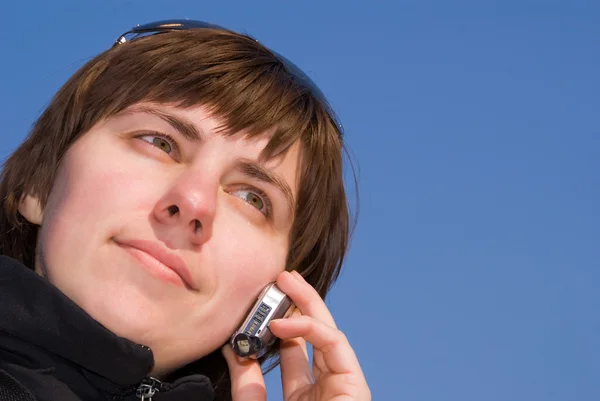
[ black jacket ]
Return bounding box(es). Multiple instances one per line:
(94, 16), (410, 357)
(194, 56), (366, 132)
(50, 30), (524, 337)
(0, 256), (215, 401)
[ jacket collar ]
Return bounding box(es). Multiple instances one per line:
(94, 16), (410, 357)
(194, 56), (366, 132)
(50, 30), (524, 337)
(0, 256), (214, 401)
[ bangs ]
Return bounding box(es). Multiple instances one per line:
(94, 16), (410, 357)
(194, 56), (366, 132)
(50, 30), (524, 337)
(79, 29), (333, 160)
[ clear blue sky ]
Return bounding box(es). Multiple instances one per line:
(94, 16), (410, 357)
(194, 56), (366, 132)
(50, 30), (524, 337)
(1, 1), (599, 400)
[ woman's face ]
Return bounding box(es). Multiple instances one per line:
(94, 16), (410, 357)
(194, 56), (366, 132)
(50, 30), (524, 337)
(23, 103), (301, 375)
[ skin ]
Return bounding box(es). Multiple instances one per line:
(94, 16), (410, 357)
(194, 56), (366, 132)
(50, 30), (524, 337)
(19, 103), (370, 400)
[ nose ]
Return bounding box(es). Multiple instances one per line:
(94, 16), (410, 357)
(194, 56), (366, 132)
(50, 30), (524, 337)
(153, 172), (217, 246)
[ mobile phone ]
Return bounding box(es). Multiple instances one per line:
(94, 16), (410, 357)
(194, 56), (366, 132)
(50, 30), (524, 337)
(230, 282), (295, 359)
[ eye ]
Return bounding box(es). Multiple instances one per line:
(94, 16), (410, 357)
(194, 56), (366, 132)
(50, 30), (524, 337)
(138, 133), (178, 155)
(231, 188), (272, 216)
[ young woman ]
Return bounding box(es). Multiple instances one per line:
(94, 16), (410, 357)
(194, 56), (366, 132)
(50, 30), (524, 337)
(0, 20), (370, 401)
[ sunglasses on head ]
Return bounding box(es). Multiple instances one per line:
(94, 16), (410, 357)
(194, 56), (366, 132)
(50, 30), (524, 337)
(113, 19), (343, 135)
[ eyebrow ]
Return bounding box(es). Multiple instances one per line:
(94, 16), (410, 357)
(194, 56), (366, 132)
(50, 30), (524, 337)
(236, 160), (295, 217)
(127, 106), (204, 141)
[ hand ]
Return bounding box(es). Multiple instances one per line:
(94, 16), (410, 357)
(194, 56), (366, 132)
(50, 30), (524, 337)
(222, 270), (371, 401)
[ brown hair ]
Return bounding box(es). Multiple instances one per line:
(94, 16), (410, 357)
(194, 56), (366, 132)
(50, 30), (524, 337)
(0, 29), (353, 400)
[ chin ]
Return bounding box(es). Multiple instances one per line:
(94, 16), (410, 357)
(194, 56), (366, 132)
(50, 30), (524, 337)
(77, 286), (165, 342)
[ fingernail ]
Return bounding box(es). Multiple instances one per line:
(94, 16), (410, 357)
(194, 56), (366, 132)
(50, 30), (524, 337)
(291, 270), (304, 282)
(268, 319), (281, 330)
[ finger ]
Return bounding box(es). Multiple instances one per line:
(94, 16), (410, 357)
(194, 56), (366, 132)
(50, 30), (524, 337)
(277, 270), (337, 328)
(276, 309), (314, 399)
(270, 315), (362, 375)
(221, 344), (266, 401)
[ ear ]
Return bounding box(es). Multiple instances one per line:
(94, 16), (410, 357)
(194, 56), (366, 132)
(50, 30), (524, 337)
(18, 194), (44, 225)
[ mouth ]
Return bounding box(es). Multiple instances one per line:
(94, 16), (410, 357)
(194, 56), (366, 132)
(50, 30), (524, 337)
(114, 239), (197, 291)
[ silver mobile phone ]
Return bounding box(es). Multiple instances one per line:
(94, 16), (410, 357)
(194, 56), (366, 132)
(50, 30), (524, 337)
(230, 282), (295, 359)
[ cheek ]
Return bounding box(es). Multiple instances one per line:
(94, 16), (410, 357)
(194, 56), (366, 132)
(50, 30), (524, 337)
(40, 147), (158, 270)
(44, 172), (135, 239)
(208, 222), (289, 317)
(224, 226), (286, 281)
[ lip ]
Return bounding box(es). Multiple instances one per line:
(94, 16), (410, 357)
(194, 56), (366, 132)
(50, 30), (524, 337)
(115, 239), (197, 291)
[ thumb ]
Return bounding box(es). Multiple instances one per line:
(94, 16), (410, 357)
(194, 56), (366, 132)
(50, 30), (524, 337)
(222, 344), (267, 401)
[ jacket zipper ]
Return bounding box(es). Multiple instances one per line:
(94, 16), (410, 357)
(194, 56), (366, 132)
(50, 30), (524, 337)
(135, 377), (163, 400)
